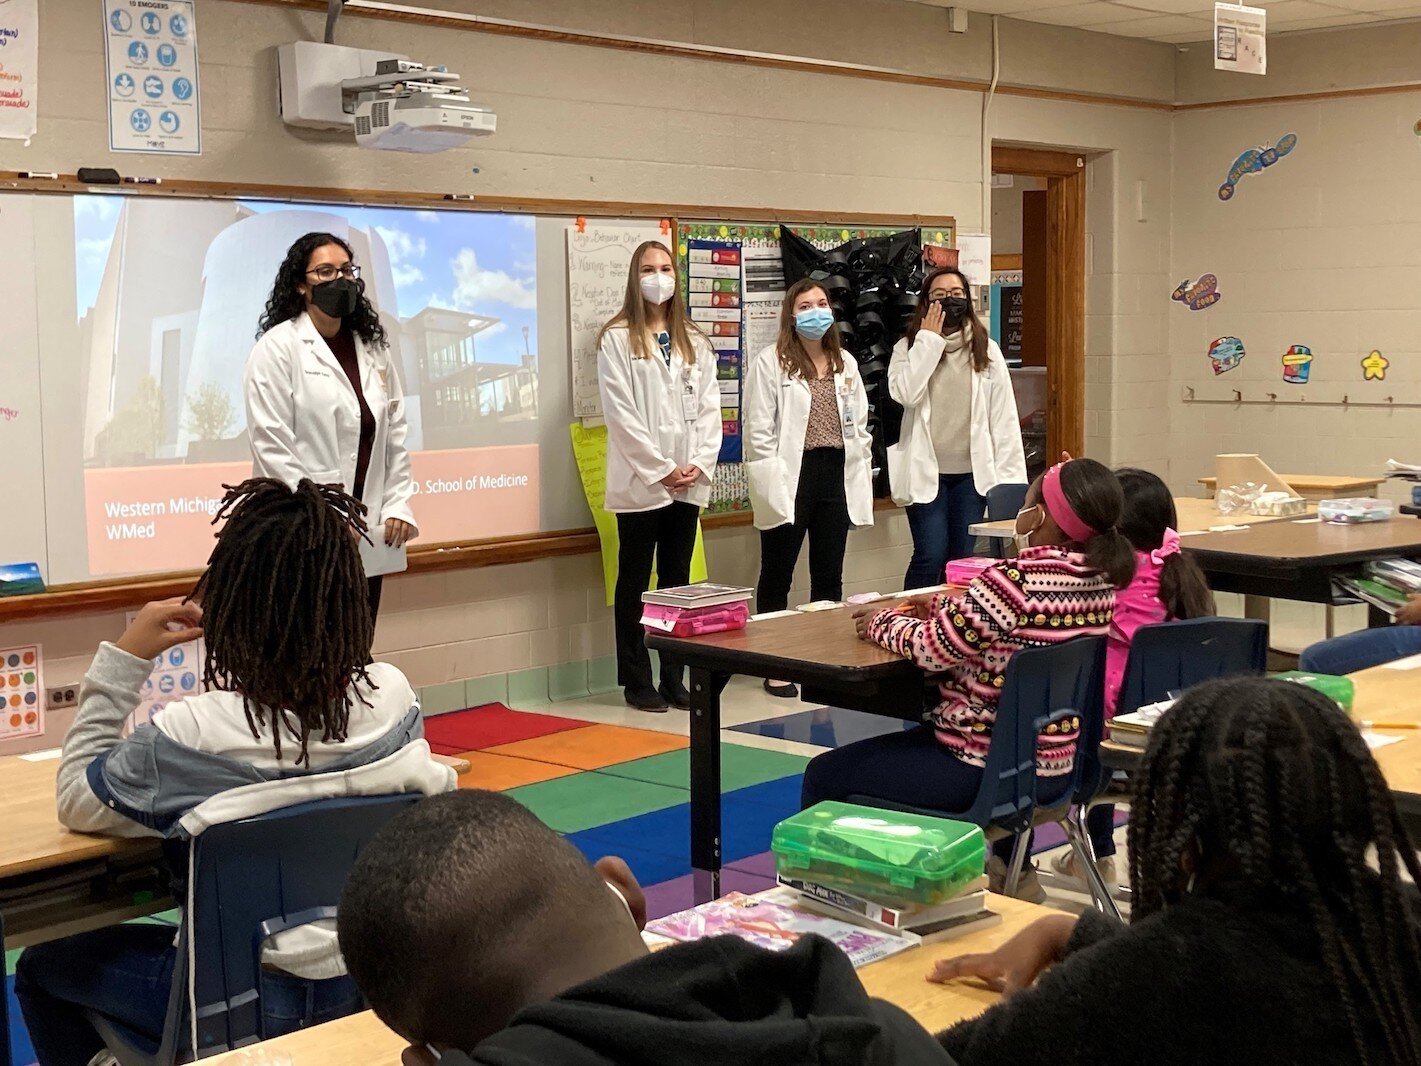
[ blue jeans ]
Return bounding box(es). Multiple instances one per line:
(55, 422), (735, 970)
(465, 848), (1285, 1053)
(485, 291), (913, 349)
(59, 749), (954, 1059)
(904, 473), (986, 589)
(16, 924), (361, 1066)
(1298, 625), (1421, 675)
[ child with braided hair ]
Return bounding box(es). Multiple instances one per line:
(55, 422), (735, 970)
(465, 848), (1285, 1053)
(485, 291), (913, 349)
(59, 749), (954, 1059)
(930, 676), (1421, 1066)
(17, 478), (454, 1066)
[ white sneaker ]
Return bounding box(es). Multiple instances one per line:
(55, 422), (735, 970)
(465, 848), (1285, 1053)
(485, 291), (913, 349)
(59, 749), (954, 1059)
(986, 854), (1048, 903)
(86, 1052), (119, 1066)
(1049, 848), (1118, 887)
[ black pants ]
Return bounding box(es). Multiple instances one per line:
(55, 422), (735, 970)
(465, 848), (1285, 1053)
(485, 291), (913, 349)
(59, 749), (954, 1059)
(367, 576), (384, 622)
(757, 448), (851, 614)
(615, 501), (700, 692)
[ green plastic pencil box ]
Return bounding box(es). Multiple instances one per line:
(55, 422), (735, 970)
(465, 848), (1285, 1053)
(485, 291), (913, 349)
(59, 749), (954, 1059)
(772, 801), (986, 908)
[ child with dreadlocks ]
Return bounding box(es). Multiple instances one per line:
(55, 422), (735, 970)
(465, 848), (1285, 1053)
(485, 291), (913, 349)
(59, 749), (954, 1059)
(16, 478), (454, 1066)
(928, 676), (1421, 1066)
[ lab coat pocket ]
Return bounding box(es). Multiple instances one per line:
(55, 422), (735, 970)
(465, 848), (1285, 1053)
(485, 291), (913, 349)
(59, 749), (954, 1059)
(886, 442), (912, 508)
(746, 457), (793, 530)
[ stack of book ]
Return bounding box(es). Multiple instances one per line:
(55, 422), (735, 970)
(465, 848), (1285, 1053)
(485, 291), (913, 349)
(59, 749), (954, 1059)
(1335, 558), (1421, 618)
(777, 872), (998, 942)
(1107, 698), (1175, 750)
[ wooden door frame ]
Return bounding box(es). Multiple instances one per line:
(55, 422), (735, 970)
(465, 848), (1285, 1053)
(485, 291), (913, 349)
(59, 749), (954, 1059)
(991, 146), (1087, 461)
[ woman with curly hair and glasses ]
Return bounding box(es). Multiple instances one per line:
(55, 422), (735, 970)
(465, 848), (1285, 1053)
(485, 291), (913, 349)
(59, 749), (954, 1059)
(245, 231), (418, 621)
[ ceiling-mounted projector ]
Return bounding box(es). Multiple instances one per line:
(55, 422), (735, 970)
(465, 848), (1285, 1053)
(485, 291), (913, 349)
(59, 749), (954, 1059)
(352, 72), (497, 153)
(278, 42), (497, 153)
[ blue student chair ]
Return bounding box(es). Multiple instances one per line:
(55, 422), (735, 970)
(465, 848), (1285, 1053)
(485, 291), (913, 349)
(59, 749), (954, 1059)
(2, 911), (10, 1066)
(1063, 617), (1270, 915)
(846, 635), (1107, 898)
(983, 483), (1030, 558)
(88, 793), (425, 1066)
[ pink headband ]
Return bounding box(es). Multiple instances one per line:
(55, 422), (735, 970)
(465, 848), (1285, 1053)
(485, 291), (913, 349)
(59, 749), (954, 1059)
(1042, 463), (1097, 543)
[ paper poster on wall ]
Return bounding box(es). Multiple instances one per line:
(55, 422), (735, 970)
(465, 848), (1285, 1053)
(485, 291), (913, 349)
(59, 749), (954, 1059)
(569, 422), (707, 606)
(1362, 350), (1389, 381)
(1214, 3), (1265, 75)
(0, 643), (43, 742)
(103, 0), (201, 155)
(567, 221), (666, 419)
(0, 0), (38, 143)
(686, 238), (745, 464)
(124, 609), (204, 735)
(1281, 344), (1312, 384)
(954, 234), (991, 290)
(1209, 336), (1245, 375)
(1219, 133), (1296, 201)
(1171, 274), (1221, 311)
(989, 282), (1023, 363)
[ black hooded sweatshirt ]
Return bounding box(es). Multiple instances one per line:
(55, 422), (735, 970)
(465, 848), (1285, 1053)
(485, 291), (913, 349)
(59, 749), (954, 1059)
(461, 934), (959, 1065)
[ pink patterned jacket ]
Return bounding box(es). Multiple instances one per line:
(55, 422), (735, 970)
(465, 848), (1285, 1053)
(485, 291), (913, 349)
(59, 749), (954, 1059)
(868, 545), (1115, 777)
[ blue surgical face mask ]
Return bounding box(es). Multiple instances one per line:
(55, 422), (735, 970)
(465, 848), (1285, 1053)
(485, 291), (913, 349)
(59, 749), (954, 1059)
(794, 307), (835, 341)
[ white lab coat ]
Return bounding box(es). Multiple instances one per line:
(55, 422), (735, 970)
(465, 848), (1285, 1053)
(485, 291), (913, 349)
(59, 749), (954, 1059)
(886, 330), (1026, 506)
(244, 313), (418, 577)
(596, 326), (723, 513)
(743, 344), (874, 531)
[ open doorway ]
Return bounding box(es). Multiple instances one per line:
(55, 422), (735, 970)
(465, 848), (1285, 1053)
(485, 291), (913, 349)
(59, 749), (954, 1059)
(990, 146), (1087, 477)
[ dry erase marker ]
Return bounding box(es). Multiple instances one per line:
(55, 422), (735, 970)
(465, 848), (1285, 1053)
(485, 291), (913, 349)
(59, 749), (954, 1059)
(123, 176), (162, 185)
(19, 171), (58, 179)
(444, 193), (475, 201)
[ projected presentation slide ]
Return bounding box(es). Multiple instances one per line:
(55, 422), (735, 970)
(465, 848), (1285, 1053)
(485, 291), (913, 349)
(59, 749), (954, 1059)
(73, 196), (541, 575)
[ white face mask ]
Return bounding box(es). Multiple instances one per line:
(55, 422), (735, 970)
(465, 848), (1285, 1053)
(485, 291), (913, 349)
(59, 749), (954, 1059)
(1013, 505), (1043, 556)
(640, 272), (676, 305)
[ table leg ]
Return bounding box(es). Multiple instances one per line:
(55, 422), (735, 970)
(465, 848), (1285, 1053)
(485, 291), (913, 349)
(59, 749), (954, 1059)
(689, 666), (730, 904)
(1242, 595), (1272, 627)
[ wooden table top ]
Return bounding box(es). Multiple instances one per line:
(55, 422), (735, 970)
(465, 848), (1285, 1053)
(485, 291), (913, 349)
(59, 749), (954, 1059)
(204, 894), (1053, 1064)
(1349, 658), (1421, 801)
(1100, 657), (1421, 804)
(1181, 516), (1421, 567)
(0, 756), (142, 879)
(646, 601), (933, 683)
(0, 751), (470, 882)
(1199, 474), (1383, 497)
(969, 496), (1305, 540)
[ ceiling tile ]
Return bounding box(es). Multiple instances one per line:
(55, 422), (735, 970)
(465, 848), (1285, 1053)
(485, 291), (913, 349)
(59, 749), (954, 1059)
(1023, 1), (1148, 24)
(1156, 28), (1215, 40)
(1253, 0), (1359, 22)
(1109, 0), (1214, 13)
(1352, 0), (1421, 9)
(1273, 11), (1387, 26)
(1087, 12), (1216, 33)
(929, 0), (1043, 11)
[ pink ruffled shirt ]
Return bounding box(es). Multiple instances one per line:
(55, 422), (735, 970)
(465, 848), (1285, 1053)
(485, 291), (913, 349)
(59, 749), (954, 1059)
(1105, 529), (1181, 715)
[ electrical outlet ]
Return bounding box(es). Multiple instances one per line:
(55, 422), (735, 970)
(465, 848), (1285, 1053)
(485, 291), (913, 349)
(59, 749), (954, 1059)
(47, 685), (79, 709)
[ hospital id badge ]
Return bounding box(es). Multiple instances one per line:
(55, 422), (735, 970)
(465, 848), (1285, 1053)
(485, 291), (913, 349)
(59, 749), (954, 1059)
(681, 382), (698, 421)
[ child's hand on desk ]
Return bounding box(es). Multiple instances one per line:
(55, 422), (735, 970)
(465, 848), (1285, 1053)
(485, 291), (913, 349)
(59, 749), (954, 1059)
(1397, 595), (1421, 626)
(853, 605), (886, 640)
(116, 598), (204, 662)
(927, 913), (1077, 996)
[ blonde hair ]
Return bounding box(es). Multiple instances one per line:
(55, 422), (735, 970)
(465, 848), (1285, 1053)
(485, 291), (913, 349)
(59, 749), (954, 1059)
(595, 240), (704, 364)
(775, 279), (845, 380)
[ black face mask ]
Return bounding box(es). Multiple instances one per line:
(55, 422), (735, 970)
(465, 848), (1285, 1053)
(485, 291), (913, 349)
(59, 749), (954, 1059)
(310, 277), (360, 320)
(938, 296), (971, 326)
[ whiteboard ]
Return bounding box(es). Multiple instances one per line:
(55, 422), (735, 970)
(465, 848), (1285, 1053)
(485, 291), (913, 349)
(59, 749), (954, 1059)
(566, 222), (665, 419)
(0, 189), (667, 587)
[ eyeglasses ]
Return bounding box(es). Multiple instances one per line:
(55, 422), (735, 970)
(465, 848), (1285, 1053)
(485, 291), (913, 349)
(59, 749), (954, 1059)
(307, 263), (361, 283)
(930, 288), (968, 299)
